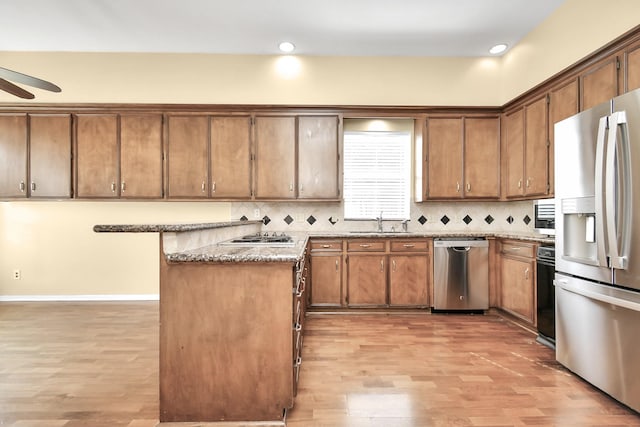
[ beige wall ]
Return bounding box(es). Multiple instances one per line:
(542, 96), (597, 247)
(0, 0), (638, 298)
(0, 202), (230, 298)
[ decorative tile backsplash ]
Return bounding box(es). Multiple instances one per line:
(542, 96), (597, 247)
(230, 200), (536, 234)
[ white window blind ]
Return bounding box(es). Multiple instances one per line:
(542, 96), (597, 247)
(343, 131), (411, 220)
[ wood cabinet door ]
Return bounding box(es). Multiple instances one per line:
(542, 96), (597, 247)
(427, 117), (463, 199)
(310, 254), (342, 307)
(210, 116), (252, 198)
(389, 255), (429, 307)
(254, 116), (296, 199)
(29, 114), (72, 198)
(464, 117), (500, 198)
(166, 115), (209, 198)
(503, 109), (524, 198)
(347, 255), (387, 306)
(500, 256), (535, 324)
(298, 116), (340, 199)
(76, 114), (119, 198)
(625, 39), (640, 92)
(0, 114), (27, 198)
(120, 114), (163, 199)
(524, 97), (548, 197)
(581, 55), (620, 110)
(549, 78), (579, 196)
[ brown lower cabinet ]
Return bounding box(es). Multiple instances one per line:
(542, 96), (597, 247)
(309, 238), (430, 308)
(159, 241), (308, 422)
(499, 240), (537, 325)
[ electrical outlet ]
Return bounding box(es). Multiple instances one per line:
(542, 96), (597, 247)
(13, 269), (21, 280)
(253, 208), (261, 218)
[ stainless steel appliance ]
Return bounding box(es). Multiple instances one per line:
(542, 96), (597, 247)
(554, 88), (640, 413)
(536, 245), (555, 348)
(433, 237), (488, 310)
(219, 232), (295, 247)
(534, 199), (555, 235)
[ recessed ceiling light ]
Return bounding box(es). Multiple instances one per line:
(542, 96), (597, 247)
(278, 41), (295, 53)
(489, 44), (508, 55)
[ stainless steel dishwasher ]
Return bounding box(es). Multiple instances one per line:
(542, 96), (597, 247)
(433, 237), (489, 310)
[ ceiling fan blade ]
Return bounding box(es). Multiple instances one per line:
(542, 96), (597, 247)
(0, 77), (35, 99)
(0, 67), (61, 93)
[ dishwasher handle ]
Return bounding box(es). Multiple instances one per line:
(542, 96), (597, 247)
(451, 246), (471, 252)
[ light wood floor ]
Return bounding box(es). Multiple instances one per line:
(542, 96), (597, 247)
(0, 303), (638, 427)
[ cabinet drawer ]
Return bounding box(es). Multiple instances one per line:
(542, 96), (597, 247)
(311, 240), (342, 251)
(501, 241), (535, 258)
(390, 240), (428, 252)
(347, 240), (385, 252)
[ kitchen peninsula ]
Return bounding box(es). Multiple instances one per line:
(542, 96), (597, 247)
(94, 221), (553, 424)
(94, 220), (310, 424)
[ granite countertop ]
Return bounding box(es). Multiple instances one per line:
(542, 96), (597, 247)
(165, 235), (309, 264)
(94, 221), (554, 263)
(93, 220), (262, 233)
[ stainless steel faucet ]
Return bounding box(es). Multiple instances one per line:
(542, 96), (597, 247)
(377, 211), (383, 232)
(401, 219), (410, 232)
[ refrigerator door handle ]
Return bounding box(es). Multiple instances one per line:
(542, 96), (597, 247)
(555, 277), (640, 312)
(594, 116), (609, 267)
(605, 111), (631, 270)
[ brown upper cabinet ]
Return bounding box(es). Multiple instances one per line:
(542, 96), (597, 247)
(0, 114), (28, 198)
(504, 96), (549, 199)
(426, 116), (500, 199)
(548, 78), (579, 196)
(210, 116), (252, 198)
(254, 116), (296, 199)
(624, 38), (640, 92)
(76, 114), (163, 199)
(29, 114), (72, 198)
(580, 53), (621, 110)
(167, 115), (209, 198)
(297, 116), (341, 200)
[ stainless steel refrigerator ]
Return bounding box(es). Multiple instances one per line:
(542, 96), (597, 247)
(555, 88), (640, 413)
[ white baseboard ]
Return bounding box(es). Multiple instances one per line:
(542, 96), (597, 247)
(0, 294), (159, 302)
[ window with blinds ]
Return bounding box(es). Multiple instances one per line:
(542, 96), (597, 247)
(343, 131), (411, 220)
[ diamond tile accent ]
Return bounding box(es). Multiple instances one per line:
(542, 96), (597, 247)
(284, 215), (294, 225)
(523, 215), (531, 225)
(440, 215), (450, 225)
(262, 215), (271, 225)
(307, 215), (317, 225)
(240, 215), (248, 221)
(506, 215), (514, 224)
(463, 215), (472, 225)
(418, 215), (427, 225)
(484, 215), (494, 224)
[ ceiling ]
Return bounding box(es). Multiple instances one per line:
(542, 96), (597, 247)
(1, 0), (565, 57)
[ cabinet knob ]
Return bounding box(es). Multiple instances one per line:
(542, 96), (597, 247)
(380, 259), (384, 272)
(466, 183), (471, 192)
(526, 178), (531, 188)
(31, 182), (36, 192)
(517, 179), (522, 189)
(201, 181), (206, 192)
(111, 182), (116, 192)
(121, 181), (126, 192)
(456, 182), (460, 192)
(289, 183), (294, 192)
(335, 259), (339, 271)
(392, 260), (397, 272)
(19, 181), (25, 192)
(212, 181), (216, 192)
(524, 268), (530, 280)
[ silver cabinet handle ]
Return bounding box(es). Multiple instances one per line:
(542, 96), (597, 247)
(289, 183), (294, 192)
(212, 181), (216, 193)
(31, 182), (36, 192)
(19, 181), (25, 192)
(300, 184), (304, 193)
(466, 183), (471, 192)
(517, 179), (522, 189)
(335, 259), (339, 271)
(111, 182), (116, 192)
(526, 178), (531, 188)
(392, 260), (396, 271)
(201, 181), (206, 192)
(524, 268), (529, 280)
(403, 244), (415, 248)
(359, 244), (371, 248)
(380, 259), (384, 272)
(322, 244), (331, 248)
(456, 181), (460, 192)
(121, 181), (126, 192)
